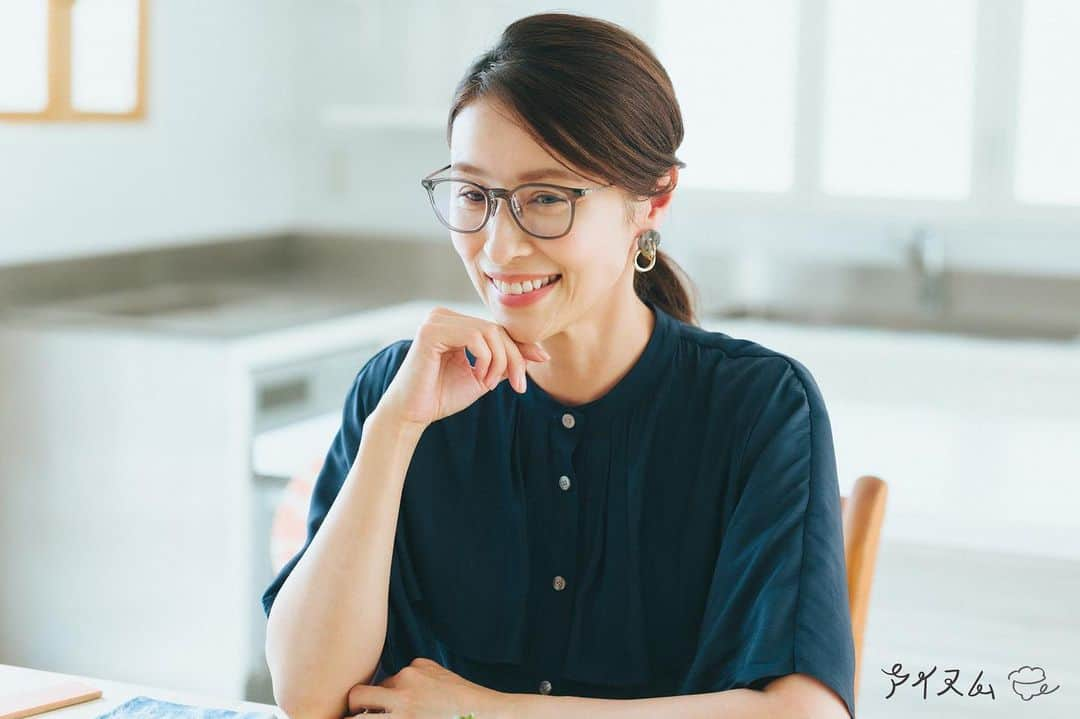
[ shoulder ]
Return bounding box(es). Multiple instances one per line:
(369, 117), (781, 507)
(350, 338), (414, 410)
(669, 319), (825, 420)
(667, 322), (838, 491)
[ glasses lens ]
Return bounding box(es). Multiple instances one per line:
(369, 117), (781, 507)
(429, 179), (488, 232)
(515, 186), (574, 238)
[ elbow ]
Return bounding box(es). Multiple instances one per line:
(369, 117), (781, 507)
(264, 636), (375, 719)
(273, 699), (337, 719)
(270, 677), (345, 719)
(263, 608), (383, 719)
(264, 634), (330, 719)
(273, 702), (337, 719)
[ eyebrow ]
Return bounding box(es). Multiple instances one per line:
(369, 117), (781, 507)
(450, 162), (585, 185)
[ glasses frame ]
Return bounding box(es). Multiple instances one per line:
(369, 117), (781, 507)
(420, 163), (612, 239)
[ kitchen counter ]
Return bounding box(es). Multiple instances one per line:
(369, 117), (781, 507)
(0, 231), (476, 340)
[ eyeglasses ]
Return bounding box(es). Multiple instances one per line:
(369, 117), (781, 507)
(420, 163), (613, 239)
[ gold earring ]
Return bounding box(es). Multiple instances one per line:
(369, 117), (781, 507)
(634, 229), (661, 272)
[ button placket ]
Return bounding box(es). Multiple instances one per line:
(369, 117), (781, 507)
(550, 413), (579, 599)
(523, 408), (584, 690)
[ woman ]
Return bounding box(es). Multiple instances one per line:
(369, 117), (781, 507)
(263, 12), (856, 719)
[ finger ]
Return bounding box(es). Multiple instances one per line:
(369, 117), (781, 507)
(425, 316), (493, 385)
(463, 328), (492, 385)
(497, 327), (528, 393)
(346, 684), (396, 715)
(480, 324), (507, 390)
(427, 313), (518, 390)
(517, 342), (550, 363)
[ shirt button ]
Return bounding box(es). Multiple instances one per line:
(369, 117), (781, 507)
(539, 679), (552, 694)
(552, 575), (566, 591)
(561, 412), (575, 428)
(558, 475), (571, 491)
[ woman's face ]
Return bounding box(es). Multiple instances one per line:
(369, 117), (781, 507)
(447, 98), (641, 345)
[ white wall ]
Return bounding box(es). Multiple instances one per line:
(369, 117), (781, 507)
(291, 0), (659, 238)
(290, 0), (1080, 279)
(6, 0), (1080, 278)
(0, 0), (299, 267)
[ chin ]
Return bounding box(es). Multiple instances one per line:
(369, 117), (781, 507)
(494, 313), (546, 344)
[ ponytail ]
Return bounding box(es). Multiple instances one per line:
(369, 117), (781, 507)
(633, 248), (699, 326)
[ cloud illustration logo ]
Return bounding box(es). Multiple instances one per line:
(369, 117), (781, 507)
(1008, 665), (1060, 701)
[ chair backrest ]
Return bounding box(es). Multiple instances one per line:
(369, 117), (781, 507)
(270, 458), (323, 575)
(839, 474), (888, 702)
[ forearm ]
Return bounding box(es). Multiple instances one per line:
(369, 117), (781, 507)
(265, 407), (426, 719)
(501, 687), (800, 719)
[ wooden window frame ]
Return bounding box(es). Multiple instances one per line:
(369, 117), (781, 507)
(0, 0), (148, 123)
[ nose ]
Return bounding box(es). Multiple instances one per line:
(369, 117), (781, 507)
(483, 196), (531, 265)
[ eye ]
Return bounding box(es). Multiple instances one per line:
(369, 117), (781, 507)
(522, 189), (571, 207)
(459, 189), (486, 204)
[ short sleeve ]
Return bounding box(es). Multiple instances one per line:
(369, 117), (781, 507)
(260, 339), (412, 619)
(677, 357), (857, 718)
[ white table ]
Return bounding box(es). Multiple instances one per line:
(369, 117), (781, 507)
(0, 665), (282, 719)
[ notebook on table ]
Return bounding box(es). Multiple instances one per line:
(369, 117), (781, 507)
(0, 680), (102, 719)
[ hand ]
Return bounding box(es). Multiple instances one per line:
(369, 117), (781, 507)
(377, 306), (550, 429)
(346, 657), (512, 718)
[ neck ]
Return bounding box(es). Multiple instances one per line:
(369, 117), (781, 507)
(527, 283), (654, 407)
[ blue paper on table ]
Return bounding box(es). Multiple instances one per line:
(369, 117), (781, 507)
(93, 696), (278, 719)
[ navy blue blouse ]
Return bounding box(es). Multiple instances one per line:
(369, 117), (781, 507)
(261, 298), (857, 718)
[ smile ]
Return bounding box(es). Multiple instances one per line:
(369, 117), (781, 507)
(487, 274), (561, 295)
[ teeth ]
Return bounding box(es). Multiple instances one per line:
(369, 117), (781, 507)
(492, 274), (560, 295)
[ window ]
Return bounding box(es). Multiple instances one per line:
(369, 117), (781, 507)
(821, 0), (977, 199)
(656, 0), (800, 192)
(1014, 0), (1080, 205)
(0, 0), (147, 122)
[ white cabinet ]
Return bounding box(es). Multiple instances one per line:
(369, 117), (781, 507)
(0, 300), (449, 698)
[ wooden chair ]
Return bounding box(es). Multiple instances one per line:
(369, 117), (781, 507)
(270, 458), (323, 576)
(839, 474), (889, 703)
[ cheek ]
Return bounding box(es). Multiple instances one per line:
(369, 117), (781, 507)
(561, 228), (629, 284)
(451, 233), (482, 264)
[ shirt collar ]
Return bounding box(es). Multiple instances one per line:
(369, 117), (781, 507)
(519, 298), (677, 427)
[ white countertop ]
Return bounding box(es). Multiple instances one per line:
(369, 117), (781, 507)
(0, 664), (280, 719)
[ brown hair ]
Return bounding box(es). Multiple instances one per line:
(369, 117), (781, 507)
(446, 12), (700, 326)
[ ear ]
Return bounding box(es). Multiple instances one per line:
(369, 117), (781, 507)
(640, 166), (679, 225)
